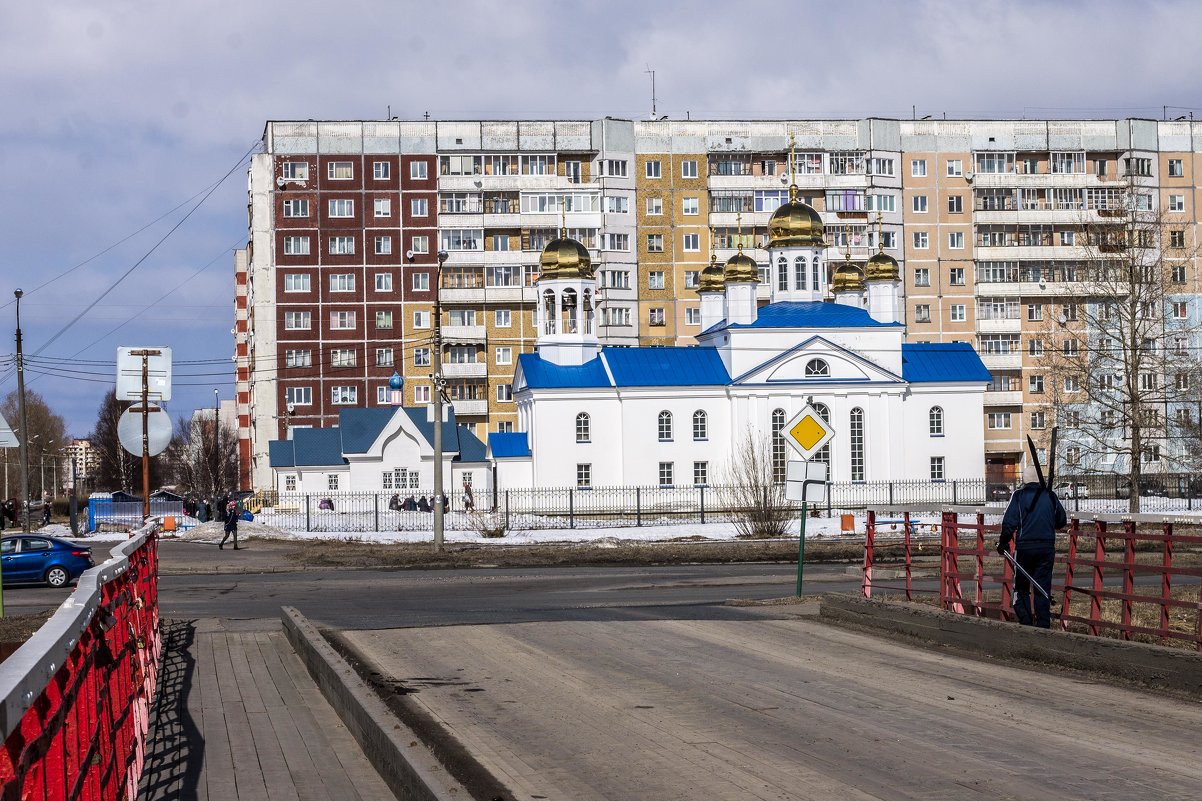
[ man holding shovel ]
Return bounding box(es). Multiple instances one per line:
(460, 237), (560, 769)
(998, 461), (1067, 628)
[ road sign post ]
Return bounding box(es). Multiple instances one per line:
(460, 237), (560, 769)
(117, 348), (171, 521)
(782, 405), (835, 597)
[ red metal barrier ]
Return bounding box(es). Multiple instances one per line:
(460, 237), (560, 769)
(0, 526), (160, 800)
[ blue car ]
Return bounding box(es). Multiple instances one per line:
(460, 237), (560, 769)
(0, 536), (94, 588)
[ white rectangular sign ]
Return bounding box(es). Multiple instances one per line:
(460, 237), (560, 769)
(0, 412), (17, 448)
(116, 347), (173, 402)
(786, 460), (828, 503)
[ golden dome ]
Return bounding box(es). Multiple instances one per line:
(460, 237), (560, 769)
(538, 235), (594, 280)
(723, 251), (759, 284)
(698, 255), (725, 293)
(832, 260), (866, 293)
(865, 250), (901, 282)
(768, 184), (825, 248)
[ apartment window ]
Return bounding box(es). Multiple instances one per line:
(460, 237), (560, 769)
(1028, 338), (1044, 356)
(1173, 301), (1188, 319)
(1063, 338), (1079, 357)
(681, 160), (698, 179)
(1168, 158), (1184, 177)
(912, 195), (928, 213)
(576, 412), (591, 443)
(930, 456), (945, 481)
(285, 386), (312, 406)
(947, 195), (963, 213)
(599, 159), (628, 177)
(602, 233), (629, 251)
(604, 196), (629, 214)
(327, 161), (353, 180)
(685, 307), (701, 326)
(283, 199), (309, 218)
(866, 194), (896, 212)
(1170, 230), (1186, 248)
(284, 273), (310, 292)
(449, 309), (476, 326)
(495, 346), (512, 365)
(281, 162), (309, 181)
(1064, 376), (1081, 392)
(331, 348), (356, 368)
(285, 349), (311, 368)
(1029, 375), (1044, 394)
(576, 464), (592, 488)
(684, 271), (700, 289)
(950, 304), (966, 322)
(913, 231), (928, 249)
(948, 267), (965, 286)
(330, 311), (355, 329)
(929, 406), (944, 436)
(602, 307), (632, 326)
(1125, 157), (1152, 177)
(331, 386), (358, 405)
(410, 198), (429, 216)
(658, 410), (673, 441)
(682, 197), (699, 215)
(413, 348), (430, 367)
(410, 161), (428, 180)
(369, 161), (389, 180)
(329, 236), (355, 255)
(284, 311), (311, 330)
(645, 160), (661, 178)
(908, 267), (929, 289)
(1177, 372), (1191, 390)
(646, 234), (664, 253)
(1027, 410), (1046, 430)
(375, 311), (393, 329)
(948, 231), (964, 249)
(283, 236), (310, 255)
(946, 159), (963, 177)
(413, 273), (430, 291)
(496, 421), (515, 434)
(682, 233), (700, 251)
(1098, 373), (1115, 390)
(410, 235), (429, 255)
(646, 197), (663, 215)
(1027, 304), (1043, 322)
(375, 348), (394, 368)
(1169, 194), (1185, 212)
(911, 159), (927, 177)
(495, 309), (512, 327)
(648, 271), (665, 290)
(413, 385), (430, 403)
(1050, 152), (1085, 174)
(329, 273), (355, 292)
(373, 198), (391, 218)
(1059, 230), (1076, 247)
(497, 383), (514, 402)
(413, 310), (430, 328)
(987, 413), (1012, 429)
(658, 462), (674, 487)
(914, 304), (931, 323)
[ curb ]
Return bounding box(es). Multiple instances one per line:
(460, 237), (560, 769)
(280, 607), (470, 801)
(819, 594), (1202, 697)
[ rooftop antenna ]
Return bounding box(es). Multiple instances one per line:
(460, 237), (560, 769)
(645, 65), (657, 120)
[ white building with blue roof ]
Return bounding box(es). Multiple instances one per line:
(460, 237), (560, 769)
(493, 177), (990, 490)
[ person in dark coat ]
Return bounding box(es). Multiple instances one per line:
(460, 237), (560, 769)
(219, 498), (240, 550)
(388, 493), (402, 511)
(417, 496), (431, 513)
(998, 463), (1068, 628)
(215, 493), (229, 522)
(197, 499), (210, 523)
(403, 495), (417, 512)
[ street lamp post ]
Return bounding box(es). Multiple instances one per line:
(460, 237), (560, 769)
(14, 289), (30, 533)
(432, 250), (448, 552)
(213, 389), (220, 496)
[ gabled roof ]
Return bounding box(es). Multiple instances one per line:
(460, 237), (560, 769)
(488, 432), (531, 458)
(901, 343), (992, 383)
(707, 301), (904, 333)
(518, 353), (610, 388)
(338, 407), (396, 453)
(293, 428), (345, 466)
(602, 348), (729, 387)
(268, 439), (296, 468)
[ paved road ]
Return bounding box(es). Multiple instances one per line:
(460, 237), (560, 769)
(345, 614), (1202, 801)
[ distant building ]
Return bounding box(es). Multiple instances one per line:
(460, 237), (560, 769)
(64, 438), (99, 492)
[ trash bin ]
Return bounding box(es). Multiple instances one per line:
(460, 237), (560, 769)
(840, 513), (855, 533)
(162, 516), (177, 532)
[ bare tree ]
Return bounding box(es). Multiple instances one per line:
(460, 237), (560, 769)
(0, 389), (69, 500)
(718, 431), (793, 538)
(1034, 196), (1202, 512)
(88, 390), (168, 493)
(164, 412), (238, 498)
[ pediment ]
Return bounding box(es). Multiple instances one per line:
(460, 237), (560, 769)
(732, 335), (904, 385)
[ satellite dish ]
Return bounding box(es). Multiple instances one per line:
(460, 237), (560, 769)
(276, 176), (287, 188)
(117, 405), (172, 457)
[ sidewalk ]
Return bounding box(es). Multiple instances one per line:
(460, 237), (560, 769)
(137, 618), (394, 801)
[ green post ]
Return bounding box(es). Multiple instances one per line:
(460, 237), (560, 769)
(795, 500), (807, 596)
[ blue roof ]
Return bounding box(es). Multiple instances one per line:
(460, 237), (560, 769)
(901, 343), (992, 383)
(293, 428), (345, 466)
(268, 439), (296, 468)
(456, 426), (488, 462)
(488, 432), (531, 458)
(712, 301), (903, 331)
(339, 407), (396, 453)
(603, 348), (729, 387)
(519, 353), (610, 388)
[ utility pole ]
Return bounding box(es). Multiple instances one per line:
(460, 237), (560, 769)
(14, 289), (29, 533)
(214, 388), (220, 497)
(432, 250), (448, 551)
(130, 348), (162, 520)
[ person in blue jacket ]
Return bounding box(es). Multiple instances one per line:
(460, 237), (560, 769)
(998, 463), (1067, 628)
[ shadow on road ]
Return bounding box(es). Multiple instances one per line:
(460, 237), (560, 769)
(137, 619), (204, 801)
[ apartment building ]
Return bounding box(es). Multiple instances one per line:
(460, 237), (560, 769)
(237, 118), (1202, 490)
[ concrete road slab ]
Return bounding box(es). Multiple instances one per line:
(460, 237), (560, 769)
(344, 618), (1202, 801)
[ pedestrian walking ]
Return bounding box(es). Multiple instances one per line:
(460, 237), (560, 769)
(219, 499), (240, 550)
(41, 492), (51, 527)
(997, 463), (1067, 628)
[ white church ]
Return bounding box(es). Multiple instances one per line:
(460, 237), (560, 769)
(268, 182), (989, 495)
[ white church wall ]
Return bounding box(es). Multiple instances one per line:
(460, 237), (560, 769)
(617, 390), (730, 486)
(903, 386), (987, 481)
(530, 394), (625, 487)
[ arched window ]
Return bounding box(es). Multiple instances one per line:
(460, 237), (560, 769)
(813, 403), (832, 467)
(850, 407), (865, 481)
(692, 410), (708, 441)
(777, 256), (788, 291)
(561, 287), (578, 334)
(576, 412), (591, 443)
(771, 408), (787, 484)
(794, 256), (806, 290)
(805, 358), (830, 377)
(812, 257), (821, 290)
(658, 410), (673, 441)
(929, 406), (944, 436)
(542, 289), (557, 335)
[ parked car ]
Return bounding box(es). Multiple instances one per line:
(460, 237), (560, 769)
(1140, 480), (1167, 497)
(1054, 482), (1089, 499)
(987, 483), (1013, 502)
(0, 536), (92, 588)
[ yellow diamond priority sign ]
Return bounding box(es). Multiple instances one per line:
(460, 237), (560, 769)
(782, 404), (835, 460)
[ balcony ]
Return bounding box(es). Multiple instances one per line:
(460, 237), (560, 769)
(980, 352), (1021, 370)
(483, 285), (537, 303)
(451, 399), (489, 416)
(969, 172), (1115, 190)
(976, 318), (1022, 334)
(984, 390), (1024, 406)
(443, 363), (487, 378)
(441, 288), (486, 303)
(442, 325), (486, 342)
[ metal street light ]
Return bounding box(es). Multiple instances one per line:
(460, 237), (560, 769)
(433, 250), (448, 552)
(14, 289), (29, 533)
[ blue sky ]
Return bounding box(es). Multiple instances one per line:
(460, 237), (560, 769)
(0, 0), (1198, 437)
